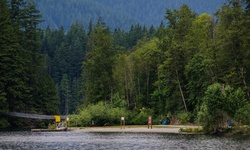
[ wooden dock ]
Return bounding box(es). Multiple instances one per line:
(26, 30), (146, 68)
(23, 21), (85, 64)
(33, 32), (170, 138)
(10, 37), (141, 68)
(31, 127), (67, 132)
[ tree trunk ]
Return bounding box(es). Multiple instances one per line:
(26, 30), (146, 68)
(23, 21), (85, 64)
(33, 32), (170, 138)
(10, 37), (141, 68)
(125, 71), (129, 108)
(240, 67), (250, 100)
(110, 87), (113, 104)
(176, 69), (188, 112)
(146, 64), (150, 104)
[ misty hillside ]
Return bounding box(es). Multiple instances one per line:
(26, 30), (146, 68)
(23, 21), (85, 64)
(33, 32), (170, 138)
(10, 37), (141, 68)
(35, 0), (227, 30)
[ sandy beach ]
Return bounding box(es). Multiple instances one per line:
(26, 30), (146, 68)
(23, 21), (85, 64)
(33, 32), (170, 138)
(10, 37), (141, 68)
(69, 125), (201, 134)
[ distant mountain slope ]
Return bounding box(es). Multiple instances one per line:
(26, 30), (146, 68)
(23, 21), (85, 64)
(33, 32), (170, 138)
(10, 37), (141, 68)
(35, 0), (227, 30)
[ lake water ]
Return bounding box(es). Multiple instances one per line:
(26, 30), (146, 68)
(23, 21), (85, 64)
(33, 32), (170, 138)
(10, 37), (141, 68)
(0, 131), (249, 150)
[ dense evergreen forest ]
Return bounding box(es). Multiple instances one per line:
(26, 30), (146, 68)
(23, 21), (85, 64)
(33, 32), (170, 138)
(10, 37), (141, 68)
(34, 0), (227, 30)
(1, 0), (250, 134)
(0, 0), (59, 128)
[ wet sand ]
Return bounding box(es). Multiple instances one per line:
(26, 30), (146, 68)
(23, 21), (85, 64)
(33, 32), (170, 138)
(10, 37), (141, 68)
(69, 125), (201, 134)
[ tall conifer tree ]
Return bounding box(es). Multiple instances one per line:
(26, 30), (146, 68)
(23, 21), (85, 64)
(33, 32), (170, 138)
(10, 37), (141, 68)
(82, 19), (114, 104)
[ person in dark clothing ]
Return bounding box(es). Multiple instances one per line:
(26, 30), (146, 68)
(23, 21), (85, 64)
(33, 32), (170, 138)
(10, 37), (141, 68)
(166, 116), (171, 125)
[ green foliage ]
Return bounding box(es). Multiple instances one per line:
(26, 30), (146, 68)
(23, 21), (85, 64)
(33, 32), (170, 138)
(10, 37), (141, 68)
(155, 4), (198, 114)
(232, 126), (250, 135)
(69, 110), (92, 127)
(86, 102), (109, 126)
(40, 22), (86, 114)
(185, 54), (214, 115)
(177, 111), (191, 124)
(82, 22), (115, 104)
(197, 83), (225, 133)
(223, 86), (247, 117)
(48, 123), (56, 130)
(193, 1), (250, 133)
(2, 0), (250, 132)
(107, 107), (128, 125)
(0, 0), (61, 128)
(129, 38), (162, 109)
(68, 114), (87, 127)
(0, 117), (9, 128)
(221, 125), (250, 135)
(59, 74), (70, 115)
(77, 109), (92, 127)
(153, 115), (166, 125)
(215, 0), (250, 88)
(247, 0), (250, 10)
(41, 0), (250, 132)
(198, 83), (249, 134)
(73, 102), (129, 126)
(111, 93), (127, 108)
(69, 78), (82, 114)
(0, 86), (7, 127)
(235, 103), (250, 125)
(87, 102), (128, 126)
(130, 108), (154, 125)
(179, 127), (203, 133)
(33, 73), (60, 115)
(0, 0), (29, 115)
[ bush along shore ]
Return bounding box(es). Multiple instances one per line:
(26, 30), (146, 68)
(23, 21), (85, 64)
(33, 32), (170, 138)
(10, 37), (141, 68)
(179, 125), (250, 135)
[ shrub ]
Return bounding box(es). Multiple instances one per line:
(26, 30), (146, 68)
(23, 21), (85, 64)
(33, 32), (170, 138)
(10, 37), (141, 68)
(153, 115), (165, 125)
(107, 107), (128, 125)
(177, 111), (190, 124)
(87, 102), (108, 126)
(235, 103), (250, 125)
(48, 123), (56, 129)
(69, 110), (91, 127)
(197, 83), (225, 134)
(68, 114), (80, 127)
(179, 127), (203, 133)
(75, 101), (130, 126)
(0, 118), (9, 128)
(78, 110), (92, 126)
(130, 108), (154, 125)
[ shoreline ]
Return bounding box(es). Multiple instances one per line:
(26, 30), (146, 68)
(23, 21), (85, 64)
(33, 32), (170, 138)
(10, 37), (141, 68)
(68, 125), (201, 134)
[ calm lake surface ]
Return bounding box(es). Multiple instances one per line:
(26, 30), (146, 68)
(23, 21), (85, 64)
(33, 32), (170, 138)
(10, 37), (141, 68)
(0, 131), (249, 150)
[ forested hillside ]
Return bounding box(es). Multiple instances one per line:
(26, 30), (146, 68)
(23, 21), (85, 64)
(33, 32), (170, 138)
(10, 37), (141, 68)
(1, 0), (250, 134)
(35, 0), (227, 30)
(40, 0), (250, 133)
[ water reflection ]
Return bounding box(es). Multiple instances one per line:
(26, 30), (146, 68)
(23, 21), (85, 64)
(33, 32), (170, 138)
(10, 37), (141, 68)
(0, 131), (249, 150)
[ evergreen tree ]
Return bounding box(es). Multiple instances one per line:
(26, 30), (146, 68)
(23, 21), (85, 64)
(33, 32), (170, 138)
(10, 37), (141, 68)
(39, 22), (87, 115)
(0, 0), (29, 114)
(82, 20), (115, 104)
(113, 28), (127, 48)
(131, 38), (163, 111)
(112, 54), (131, 108)
(69, 78), (81, 114)
(0, 0), (61, 127)
(0, 0), (11, 127)
(148, 25), (156, 39)
(158, 5), (197, 113)
(66, 21), (87, 80)
(8, 0), (26, 29)
(184, 13), (217, 115)
(59, 74), (71, 115)
(88, 19), (93, 36)
(34, 73), (60, 115)
(22, 0), (45, 112)
(215, 0), (250, 98)
(246, 0), (250, 11)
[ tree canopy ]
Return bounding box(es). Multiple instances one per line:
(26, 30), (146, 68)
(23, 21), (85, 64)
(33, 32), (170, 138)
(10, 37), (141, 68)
(1, 0), (250, 133)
